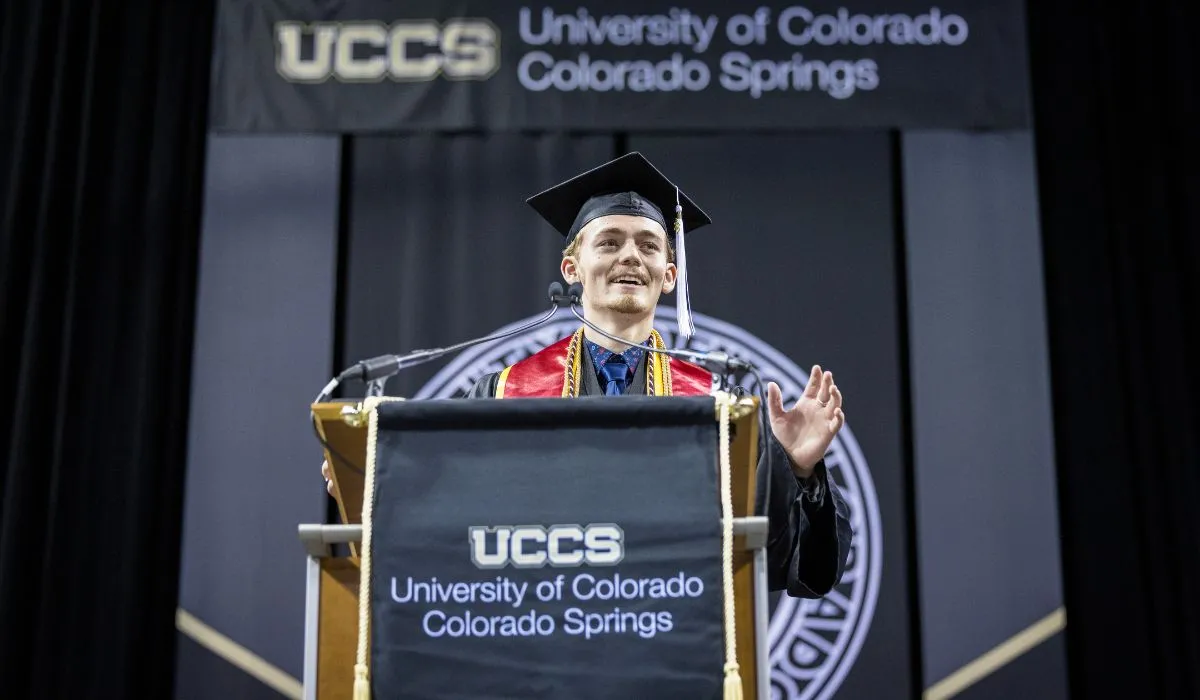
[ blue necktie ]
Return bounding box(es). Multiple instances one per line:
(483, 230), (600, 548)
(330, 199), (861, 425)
(601, 356), (629, 395)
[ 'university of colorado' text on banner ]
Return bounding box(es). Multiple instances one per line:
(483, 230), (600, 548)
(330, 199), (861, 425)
(210, 0), (1029, 132)
(366, 397), (725, 698)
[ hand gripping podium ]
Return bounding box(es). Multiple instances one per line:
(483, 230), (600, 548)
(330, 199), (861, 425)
(303, 393), (771, 699)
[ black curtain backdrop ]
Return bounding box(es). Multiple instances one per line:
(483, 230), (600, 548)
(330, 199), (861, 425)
(0, 1), (215, 698)
(1026, 0), (1200, 698)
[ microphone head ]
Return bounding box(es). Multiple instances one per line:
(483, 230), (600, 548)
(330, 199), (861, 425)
(567, 282), (584, 303)
(547, 281), (565, 302)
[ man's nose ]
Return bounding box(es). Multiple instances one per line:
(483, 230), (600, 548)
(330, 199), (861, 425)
(618, 241), (642, 263)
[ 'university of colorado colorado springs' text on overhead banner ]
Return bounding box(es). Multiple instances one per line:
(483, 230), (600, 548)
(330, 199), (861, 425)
(210, 0), (1029, 132)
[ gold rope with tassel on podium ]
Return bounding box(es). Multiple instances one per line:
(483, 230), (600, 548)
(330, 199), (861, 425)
(302, 392), (771, 699)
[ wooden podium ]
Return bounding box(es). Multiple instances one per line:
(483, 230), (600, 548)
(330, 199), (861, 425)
(300, 394), (770, 699)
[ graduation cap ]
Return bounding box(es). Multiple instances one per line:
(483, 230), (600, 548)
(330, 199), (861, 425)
(526, 151), (711, 338)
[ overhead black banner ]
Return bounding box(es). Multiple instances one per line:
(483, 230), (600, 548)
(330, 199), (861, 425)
(211, 0), (1029, 132)
(365, 397), (725, 698)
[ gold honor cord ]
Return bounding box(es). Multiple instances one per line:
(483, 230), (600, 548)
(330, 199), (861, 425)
(560, 327), (675, 397)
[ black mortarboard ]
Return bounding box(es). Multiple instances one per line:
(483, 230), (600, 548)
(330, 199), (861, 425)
(526, 151), (711, 246)
(526, 152), (711, 337)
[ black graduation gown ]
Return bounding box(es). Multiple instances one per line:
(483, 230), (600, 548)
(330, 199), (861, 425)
(468, 350), (854, 599)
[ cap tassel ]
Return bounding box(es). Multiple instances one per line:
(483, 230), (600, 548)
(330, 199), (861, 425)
(674, 188), (694, 338)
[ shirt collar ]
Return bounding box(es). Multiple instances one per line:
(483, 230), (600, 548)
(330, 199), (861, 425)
(584, 336), (648, 374)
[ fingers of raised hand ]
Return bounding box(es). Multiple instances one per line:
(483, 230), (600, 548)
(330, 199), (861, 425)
(767, 381), (786, 419)
(829, 408), (845, 434)
(817, 371), (834, 405)
(803, 365), (822, 398)
(831, 383), (843, 411)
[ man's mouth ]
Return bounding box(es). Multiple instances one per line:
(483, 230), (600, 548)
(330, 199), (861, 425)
(610, 276), (646, 286)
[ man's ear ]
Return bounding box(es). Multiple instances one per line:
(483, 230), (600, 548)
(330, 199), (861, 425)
(560, 256), (579, 284)
(661, 262), (677, 294)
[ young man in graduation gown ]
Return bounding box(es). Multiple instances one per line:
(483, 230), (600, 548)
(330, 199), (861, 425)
(467, 152), (853, 600)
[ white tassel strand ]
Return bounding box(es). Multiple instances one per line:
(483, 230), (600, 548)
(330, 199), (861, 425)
(674, 187), (695, 338)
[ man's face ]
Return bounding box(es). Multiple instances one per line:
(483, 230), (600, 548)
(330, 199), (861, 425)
(561, 214), (677, 316)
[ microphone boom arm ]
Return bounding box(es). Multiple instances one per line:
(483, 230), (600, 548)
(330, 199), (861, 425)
(313, 283), (573, 403)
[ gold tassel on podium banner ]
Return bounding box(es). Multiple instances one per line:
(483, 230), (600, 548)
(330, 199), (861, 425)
(352, 396), (401, 700)
(716, 393), (744, 700)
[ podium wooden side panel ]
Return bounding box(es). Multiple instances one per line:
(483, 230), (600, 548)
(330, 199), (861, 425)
(313, 402), (367, 559)
(730, 400), (762, 700)
(316, 558), (359, 700)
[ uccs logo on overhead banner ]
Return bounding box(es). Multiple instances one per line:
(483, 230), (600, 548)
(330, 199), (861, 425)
(274, 19), (500, 82)
(211, 0), (1027, 134)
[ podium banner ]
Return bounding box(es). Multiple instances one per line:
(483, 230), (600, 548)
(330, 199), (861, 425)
(210, 0), (1029, 132)
(366, 397), (725, 698)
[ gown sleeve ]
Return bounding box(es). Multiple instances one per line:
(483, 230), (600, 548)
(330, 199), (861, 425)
(756, 433), (854, 598)
(466, 372), (499, 398)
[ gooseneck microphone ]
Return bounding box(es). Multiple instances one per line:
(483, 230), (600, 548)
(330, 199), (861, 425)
(312, 283), (571, 403)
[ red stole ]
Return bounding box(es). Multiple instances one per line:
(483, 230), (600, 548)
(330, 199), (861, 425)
(497, 333), (712, 398)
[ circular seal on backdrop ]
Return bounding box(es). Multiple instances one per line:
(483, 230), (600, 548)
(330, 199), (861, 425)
(416, 307), (882, 700)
